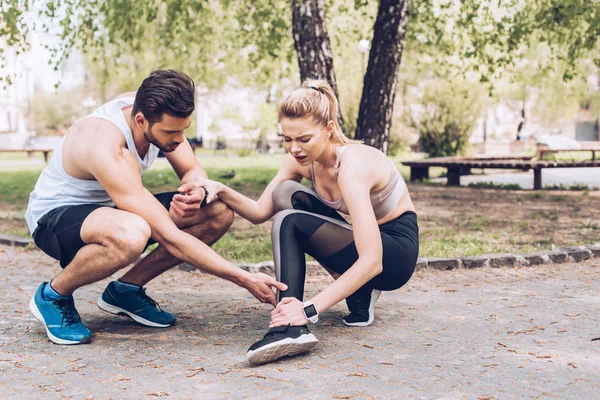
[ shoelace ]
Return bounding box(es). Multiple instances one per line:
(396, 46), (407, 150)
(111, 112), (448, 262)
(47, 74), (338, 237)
(53, 298), (82, 327)
(135, 288), (162, 310)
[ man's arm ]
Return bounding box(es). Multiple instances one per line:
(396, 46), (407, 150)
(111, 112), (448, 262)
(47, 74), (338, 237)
(165, 138), (208, 182)
(88, 144), (286, 305)
(165, 139), (209, 218)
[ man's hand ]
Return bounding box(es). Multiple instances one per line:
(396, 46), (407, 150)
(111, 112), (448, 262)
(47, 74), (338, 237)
(171, 182), (207, 218)
(243, 273), (288, 306)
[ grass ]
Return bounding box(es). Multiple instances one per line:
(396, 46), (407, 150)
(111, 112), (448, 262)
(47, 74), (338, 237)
(467, 182), (523, 190)
(0, 170), (41, 206)
(544, 183), (590, 191)
(419, 231), (505, 258)
(1, 152), (599, 263)
(541, 151), (597, 162)
(212, 225), (274, 263)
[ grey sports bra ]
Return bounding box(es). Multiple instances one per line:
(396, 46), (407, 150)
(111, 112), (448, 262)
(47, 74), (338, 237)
(310, 146), (406, 219)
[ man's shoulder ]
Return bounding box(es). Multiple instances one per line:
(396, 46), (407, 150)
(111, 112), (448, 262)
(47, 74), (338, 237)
(66, 117), (126, 156)
(114, 91), (137, 100)
(73, 117), (124, 138)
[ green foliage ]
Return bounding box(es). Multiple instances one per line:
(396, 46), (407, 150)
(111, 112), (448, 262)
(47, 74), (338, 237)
(467, 182), (523, 190)
(544, 183), (591, 191)
(30, 85), (90, 135)
(408, 0), (600, 84)
(2, 0), (600, 154)
(406, 78), (486, 157)
(0, 0), (30, 86)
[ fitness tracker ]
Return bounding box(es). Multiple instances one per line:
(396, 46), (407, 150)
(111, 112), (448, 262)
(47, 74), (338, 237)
(302, 300), (319, 323)
(200, 186), (209, 207)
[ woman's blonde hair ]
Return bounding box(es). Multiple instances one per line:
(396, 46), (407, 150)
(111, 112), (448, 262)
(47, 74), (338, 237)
(278, 79), (361, 145)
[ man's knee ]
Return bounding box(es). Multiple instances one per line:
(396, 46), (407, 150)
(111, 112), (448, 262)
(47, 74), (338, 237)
(272, 180), (305, 212)
(204, 200), (234, 232)
(107, 215), (151, 263)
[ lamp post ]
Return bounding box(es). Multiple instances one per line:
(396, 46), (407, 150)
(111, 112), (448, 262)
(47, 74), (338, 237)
(82, 96), (96, 112)
(357, 39), (370, 74)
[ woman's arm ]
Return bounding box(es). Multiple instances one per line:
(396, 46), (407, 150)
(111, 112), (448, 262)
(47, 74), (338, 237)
(270, 149), (384, 325)
(205, 154), (304, 224)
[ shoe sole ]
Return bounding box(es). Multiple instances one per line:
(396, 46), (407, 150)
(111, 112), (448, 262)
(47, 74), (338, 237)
(29, 297), (92, 345)
(342, 289), (381, 327)
(97, 298), (173, 328)
(247, 333), (319, 365)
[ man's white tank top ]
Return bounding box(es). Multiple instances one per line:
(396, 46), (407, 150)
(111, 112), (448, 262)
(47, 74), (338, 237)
(25, 97), (160, 233)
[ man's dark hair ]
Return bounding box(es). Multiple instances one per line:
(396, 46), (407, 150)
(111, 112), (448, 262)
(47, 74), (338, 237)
(132, 70), (195, 125)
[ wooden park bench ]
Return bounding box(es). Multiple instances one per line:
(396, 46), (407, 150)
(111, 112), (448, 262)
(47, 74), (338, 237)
(0, 148), (54, 162)
(402, 155), (600, 190)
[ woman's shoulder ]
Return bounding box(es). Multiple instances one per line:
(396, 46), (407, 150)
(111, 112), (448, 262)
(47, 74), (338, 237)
(342, 143), (387, 164)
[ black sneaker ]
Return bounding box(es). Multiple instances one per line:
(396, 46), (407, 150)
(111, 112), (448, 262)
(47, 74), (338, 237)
(342, 287), (381, 327)
(247, 325), (318, 365)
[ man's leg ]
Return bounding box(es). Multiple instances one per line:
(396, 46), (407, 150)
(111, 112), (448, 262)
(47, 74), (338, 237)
(119, 199), (234, 286)
(96, 199), (233, 327)
(30, 207), (151, 345)
(51, 208), (151, 294)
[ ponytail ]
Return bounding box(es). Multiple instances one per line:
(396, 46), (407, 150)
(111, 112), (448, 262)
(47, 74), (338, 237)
(278, 79), (362, 145)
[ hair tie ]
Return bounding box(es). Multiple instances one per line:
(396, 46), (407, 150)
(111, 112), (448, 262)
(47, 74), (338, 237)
(308, 85), (320, 92)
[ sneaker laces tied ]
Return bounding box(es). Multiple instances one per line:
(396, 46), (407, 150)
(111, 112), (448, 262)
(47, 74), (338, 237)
(53, 298), (82, 326)
(135, 288), (162, 310)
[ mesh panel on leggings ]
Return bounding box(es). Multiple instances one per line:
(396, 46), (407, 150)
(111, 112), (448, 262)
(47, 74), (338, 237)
(304, 220), (355, 259)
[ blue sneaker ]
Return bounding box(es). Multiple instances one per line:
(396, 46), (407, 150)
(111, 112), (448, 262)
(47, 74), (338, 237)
(97, 281), (175, 327)
(29, 282), (92, 345)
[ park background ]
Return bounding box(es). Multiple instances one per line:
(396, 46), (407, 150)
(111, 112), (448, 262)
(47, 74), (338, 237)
(1, 0), (599, 262)
(1, 2), (600, 398)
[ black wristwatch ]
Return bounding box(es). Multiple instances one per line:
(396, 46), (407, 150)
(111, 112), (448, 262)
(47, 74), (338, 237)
(200, 186), (209, 207)
(302, 300), (319, 323)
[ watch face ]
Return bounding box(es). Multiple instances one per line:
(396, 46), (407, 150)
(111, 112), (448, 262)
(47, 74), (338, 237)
(304, 304), (318, 319)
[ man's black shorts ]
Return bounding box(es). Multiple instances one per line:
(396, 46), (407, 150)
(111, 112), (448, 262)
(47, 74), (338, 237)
(32, 192), (176, 268)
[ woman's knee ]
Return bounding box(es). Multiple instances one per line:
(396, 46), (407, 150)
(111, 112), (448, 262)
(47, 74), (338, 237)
(271, 209), (301, 241)
(272, 180), (307, 212)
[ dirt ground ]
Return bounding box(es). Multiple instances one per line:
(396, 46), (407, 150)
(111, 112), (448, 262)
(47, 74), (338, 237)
(1, 184), (599, 258)
(410, 185), (600, 256)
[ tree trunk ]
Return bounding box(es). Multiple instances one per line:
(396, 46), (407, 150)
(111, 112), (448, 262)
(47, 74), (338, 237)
(355, 0), (410, 153)
(291, 0), (344, 132)
(516, 102), (525, 141)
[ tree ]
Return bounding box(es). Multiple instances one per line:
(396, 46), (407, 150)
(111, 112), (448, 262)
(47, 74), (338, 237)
(406, 78), (486, 157)
(2, 0), (599, 153)
(354, 0), (409, 153)
(0, 0), (30, 87)
(291, 0), (344, 131)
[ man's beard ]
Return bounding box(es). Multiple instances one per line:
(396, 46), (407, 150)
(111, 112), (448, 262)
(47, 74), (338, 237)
(144, 129), (176, 153)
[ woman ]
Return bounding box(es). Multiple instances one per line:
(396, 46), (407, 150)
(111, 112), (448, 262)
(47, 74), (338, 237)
(199, 79), (419, 364)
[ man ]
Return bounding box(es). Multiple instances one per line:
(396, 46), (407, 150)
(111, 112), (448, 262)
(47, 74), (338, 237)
(25, 70), (286, 345)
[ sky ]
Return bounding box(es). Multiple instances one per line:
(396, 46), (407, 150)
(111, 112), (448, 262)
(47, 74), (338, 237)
(28, 32), (85, 92)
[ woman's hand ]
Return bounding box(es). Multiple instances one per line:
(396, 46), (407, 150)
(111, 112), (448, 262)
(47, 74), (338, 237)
(270, 297), (309, 327)
(196, 178), (223, 205)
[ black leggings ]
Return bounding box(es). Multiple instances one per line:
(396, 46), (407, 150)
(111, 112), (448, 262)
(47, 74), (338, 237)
(271, 180), (419, 302)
